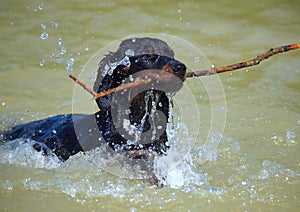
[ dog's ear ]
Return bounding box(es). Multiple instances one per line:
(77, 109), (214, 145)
(109, 65), (128, 84)
(96, 65), (128, 110)
(97, 65), (127, 92)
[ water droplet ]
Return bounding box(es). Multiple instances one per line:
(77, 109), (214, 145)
(66, 67), (74, 72)
(194, 57), (201, 63)
(129, 75), (134, 81)
(178, 9), (182, 13)
(286, 129), (296, 144)
(125, 49), (134, 56)
(85, 47), (89, 51)
(51, 21), (58, 28)
(67, 58), (74, 65)
(210, 186), (217, 192)
(40, 23), (46, 31)
(52, 130), (57, 134)
(258, 169), (269, 179)
(9, 20), (14, 26)
(38, 3), (44, 10)
(114, 144), (122, 152)
(262, 160), (271, 167)
(66, 58), (75, 71)
(56, 55), (63, 63)
(130, 207), (137, 212)
(60, 46), (67, 55)
(104, 64), (110, 72)
(1, 102), (5, 106)
(80, 65), (86, 72)
(131, 38), (136, 43)
(49, 53), (54, 59)
(57, 37), (62, 46)
(179, 17), (182, 21)
(40, 58), (45, 66)
(40, 32), (48, 40)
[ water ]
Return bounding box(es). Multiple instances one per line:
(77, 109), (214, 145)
(40, 32), (48, 40)
(0, 0), (299, 211)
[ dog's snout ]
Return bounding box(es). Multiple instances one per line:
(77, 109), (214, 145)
(170, 62), (186, 81)
(175, 63), (186, 73)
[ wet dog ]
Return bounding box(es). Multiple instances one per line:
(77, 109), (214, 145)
(1, 37), (186, 161)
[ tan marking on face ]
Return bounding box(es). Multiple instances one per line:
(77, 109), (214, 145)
(162, 65), (174, 74)
(124, 66), (131, 74)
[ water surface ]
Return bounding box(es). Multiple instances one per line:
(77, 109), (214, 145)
(0, 0), (299, 211)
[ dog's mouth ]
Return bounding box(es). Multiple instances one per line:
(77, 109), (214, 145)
(124, 54), (187, 87)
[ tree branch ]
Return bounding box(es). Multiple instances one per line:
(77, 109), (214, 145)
(186, 43), (299, 77)
(69, 74), (97, 97)
(69, 43), (299, 99)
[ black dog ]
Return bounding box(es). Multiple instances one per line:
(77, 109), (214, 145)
(1, 38), (186, 161)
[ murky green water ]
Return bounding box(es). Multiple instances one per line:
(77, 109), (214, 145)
(0, 0), (299, 211)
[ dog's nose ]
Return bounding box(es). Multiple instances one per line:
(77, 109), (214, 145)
(175, 63), (186, 73)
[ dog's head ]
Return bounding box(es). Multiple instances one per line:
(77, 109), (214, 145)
(94, 37), (186, 110)
(93, 37), (175, 93)
(94, 38), (186, 155)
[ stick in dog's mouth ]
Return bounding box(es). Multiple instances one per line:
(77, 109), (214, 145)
(71, 43), (299, 100)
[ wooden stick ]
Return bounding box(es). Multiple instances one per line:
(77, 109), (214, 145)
(186, 43), (299, 77)
(69, 43), (299, 99)
(69, 74), (152, 99)
(93, 78), (152, 99)
(69, 74), (97, 97)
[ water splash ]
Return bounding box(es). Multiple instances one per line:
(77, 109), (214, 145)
(0, 139), (61, 169)
(154, 149), (207, 188)
(108, 56), (130, 75)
